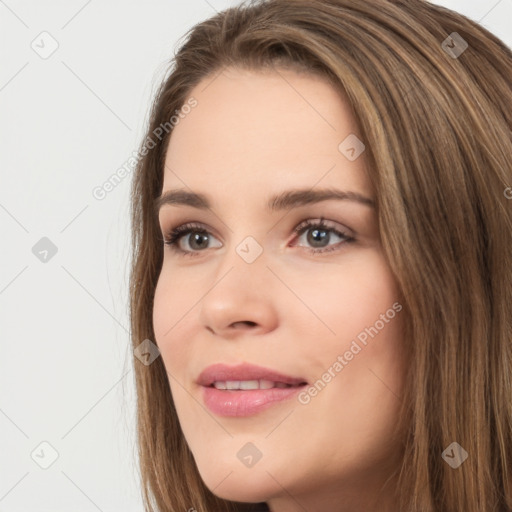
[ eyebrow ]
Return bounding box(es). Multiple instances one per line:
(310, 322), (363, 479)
(154, 187), (376, 215)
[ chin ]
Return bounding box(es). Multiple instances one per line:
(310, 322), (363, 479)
(198, 465), (273, 503)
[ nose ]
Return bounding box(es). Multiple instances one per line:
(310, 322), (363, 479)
(199, 247), (278, 339)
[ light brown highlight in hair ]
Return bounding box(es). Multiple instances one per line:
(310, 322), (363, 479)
(129, 1), (512, 510)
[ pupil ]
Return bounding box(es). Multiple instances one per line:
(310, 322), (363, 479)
(190, 232), (209, 250)
(308, 228), (329, 247)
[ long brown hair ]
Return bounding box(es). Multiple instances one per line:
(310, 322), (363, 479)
(128, 0), (512, 510)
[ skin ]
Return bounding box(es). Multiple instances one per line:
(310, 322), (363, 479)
(152, 66), (407, 512)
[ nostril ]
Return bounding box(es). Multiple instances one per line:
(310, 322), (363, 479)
(232, 321), (257, 328)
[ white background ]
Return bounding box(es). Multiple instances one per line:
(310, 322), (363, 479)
(0, 1), (510, 510)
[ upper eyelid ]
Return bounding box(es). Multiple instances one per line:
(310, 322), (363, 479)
(162, 218), (353, 242)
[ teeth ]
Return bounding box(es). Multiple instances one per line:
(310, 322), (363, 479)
(212, 380), (294, 390)
(238, 380), (259, 390)
(259, 379), (275, 389)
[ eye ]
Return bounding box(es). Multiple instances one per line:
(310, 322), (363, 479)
(161, 217), (355, 258)
(291, 217), (355, 254)
(162, 222), (221, 257)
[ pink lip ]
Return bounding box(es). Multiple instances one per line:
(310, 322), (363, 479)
(197, 363), (308, 417)
(196, 362), (307, 387)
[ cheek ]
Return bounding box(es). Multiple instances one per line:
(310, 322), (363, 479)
(152, 270), (195, 370)
(153, 260), (199, 331)
(289, 251), (405, 408)
(153, 274), (172, 346)
(282, 250), (401, 346)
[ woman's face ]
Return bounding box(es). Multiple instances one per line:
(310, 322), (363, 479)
(153, 67), (406, 511)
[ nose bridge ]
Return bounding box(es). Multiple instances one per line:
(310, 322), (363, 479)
(216, 209), (269, 270)
(233, 232), (266, 266)
(213, 230), (268, 292)
(197, 228), (276, 335)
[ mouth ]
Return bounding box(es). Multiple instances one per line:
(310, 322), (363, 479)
(197, 362), (308, 387)
(197, 363), (308, 417)
(207, 379), (306, 390)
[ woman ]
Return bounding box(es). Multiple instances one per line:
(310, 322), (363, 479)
(129, 0), (512, 510)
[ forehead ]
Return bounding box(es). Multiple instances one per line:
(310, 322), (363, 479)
(162, 67), (372, 199)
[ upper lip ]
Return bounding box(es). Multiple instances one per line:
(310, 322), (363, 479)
(197, 363), (308, 387)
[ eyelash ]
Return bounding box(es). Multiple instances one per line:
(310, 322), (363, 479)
(161, 218), (355, 258)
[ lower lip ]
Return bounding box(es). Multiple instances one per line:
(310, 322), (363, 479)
(202, 385), (306, 417)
